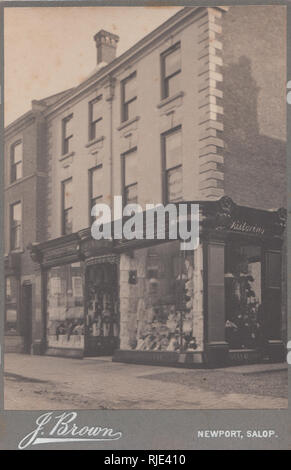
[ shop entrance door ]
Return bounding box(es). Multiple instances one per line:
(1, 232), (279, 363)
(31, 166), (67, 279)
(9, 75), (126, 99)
(225, 243), (263, 350)
(22, 283), (32, 354)
(85, 263), (119, 356)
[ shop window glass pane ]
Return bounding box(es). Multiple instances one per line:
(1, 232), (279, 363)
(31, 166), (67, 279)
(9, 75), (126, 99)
(46, 263), (85, 350)
(122, 241), (197, 352)
(225, 244), (262, 349)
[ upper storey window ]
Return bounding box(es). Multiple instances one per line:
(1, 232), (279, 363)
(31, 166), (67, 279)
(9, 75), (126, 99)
(62, 178), (73, 235)
(161, 42), (181, 99)
(121, 72), (137, 122)
(122, 148), (138, 205)
(163, 126), (183, 203)
(62, 114), (73, 155)
(10, 141), (23, 183)
(89, 96), (102, 141)
(10, 201), (22, 250)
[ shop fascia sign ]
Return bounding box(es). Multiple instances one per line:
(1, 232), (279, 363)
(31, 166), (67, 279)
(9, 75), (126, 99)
(229, 219), (265, 235)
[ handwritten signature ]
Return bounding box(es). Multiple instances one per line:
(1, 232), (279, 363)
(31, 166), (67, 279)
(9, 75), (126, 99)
(18, 412), (123, 450)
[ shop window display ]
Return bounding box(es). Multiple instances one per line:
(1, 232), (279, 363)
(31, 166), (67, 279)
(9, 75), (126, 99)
(225, 244), (263, 349)
(133, 241), (197, 352)
(46, 262), (85, 349)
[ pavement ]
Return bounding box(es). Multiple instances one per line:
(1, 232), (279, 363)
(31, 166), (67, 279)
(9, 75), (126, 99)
(4, 353), (288, 410)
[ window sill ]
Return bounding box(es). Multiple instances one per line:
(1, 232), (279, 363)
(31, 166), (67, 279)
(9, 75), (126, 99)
(5, 331), (20, 336)
(157, 91), (184, 110)
(59, 151), (75, 162)
(85, 136), (105, 148)
(9, 177), (23, 186)
(5, 174), (33, 190)
(117, 115), (140, 132)
(9, 248), (24, 255)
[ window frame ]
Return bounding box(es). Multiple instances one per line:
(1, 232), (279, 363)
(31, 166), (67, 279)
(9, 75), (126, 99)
(10, 140), (23, 183)
(121, 72), (137, 123)
(62, 114), (74, 155)
(161, 42), (181, 100)
(161, 125), (183, 204)
(61, 177), (73, 235)
(10, 200), (22, 251)
(89, 164), (103, 223)
(88, 96), (103, 141)
(121, 146), (138, 206)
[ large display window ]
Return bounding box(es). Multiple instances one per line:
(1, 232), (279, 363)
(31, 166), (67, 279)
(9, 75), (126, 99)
(131, 241), (197, 352)
(46, 262), (85, 349)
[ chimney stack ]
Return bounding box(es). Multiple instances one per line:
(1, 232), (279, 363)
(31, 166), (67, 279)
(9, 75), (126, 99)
(94, 30), (119, 65)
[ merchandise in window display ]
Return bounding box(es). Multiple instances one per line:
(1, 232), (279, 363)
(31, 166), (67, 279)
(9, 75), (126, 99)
(135, 249), (197, 352)
(46, 263), (85, 349)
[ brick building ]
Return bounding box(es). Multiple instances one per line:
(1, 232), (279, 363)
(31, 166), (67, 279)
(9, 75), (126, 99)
(6, 6), (287, 366)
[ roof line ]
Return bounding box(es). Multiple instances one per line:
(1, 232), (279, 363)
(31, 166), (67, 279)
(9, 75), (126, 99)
(44, 6), (205, 117)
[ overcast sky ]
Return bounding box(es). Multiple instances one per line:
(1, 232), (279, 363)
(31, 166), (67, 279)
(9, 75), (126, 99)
(4, 6), (182, 125)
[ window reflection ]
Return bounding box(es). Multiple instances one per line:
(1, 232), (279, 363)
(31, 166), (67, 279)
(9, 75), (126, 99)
(132, 242), (197, 352)
(47, 262), (84, 349)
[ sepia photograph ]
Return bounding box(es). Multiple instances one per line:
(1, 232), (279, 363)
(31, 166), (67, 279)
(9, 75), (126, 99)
(3, 4), (288, 414)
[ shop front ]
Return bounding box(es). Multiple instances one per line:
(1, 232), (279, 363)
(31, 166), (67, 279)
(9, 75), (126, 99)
(113, 197), (287, 367)
(30, 197), (286, 366)
(30, 232), (120, 358)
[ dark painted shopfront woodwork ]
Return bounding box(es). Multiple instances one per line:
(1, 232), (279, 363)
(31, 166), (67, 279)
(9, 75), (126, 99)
(30, 197), (286, 366)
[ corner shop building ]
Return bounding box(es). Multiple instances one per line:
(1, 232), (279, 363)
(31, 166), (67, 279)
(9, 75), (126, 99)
(30, 197), (286, 367)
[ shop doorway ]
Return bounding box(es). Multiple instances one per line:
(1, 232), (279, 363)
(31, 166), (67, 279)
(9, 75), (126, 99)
(22, 283), (32, 354)
(85, 262), (119, 356)
(225, 243), (263, 350)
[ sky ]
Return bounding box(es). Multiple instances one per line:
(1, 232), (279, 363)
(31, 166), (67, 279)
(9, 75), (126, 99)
(4, 6), (182, 125)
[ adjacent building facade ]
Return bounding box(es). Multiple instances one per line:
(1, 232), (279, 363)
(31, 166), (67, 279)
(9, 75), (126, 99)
(4, 6), (287, 366)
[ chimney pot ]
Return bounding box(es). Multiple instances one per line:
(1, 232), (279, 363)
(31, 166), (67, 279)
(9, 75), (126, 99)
(94, 30), (119, 65)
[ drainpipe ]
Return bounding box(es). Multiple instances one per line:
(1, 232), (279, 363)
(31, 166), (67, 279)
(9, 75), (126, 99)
(105, 74), (116, 215)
